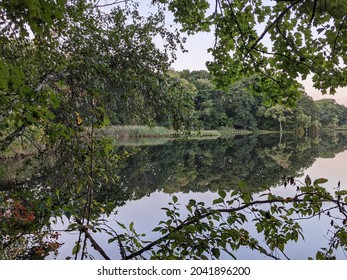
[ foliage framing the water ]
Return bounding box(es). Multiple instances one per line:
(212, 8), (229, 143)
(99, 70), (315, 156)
(1, 0), (347, 260)
(104, 176), (347, 260)
(2, 133), (347, 260)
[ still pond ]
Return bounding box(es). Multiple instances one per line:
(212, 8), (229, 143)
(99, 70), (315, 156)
(1, 132), (347, 259)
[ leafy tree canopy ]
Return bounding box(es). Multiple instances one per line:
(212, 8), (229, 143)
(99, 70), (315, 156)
(155, 0), (347, 105)
(0, 0), (193, 152)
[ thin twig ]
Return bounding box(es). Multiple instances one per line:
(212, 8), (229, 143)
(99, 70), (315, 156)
(83, 228), (111, 260)
(94, 0), (131, 9)
(75, 218), (111, 260)
(102, 223), (127, 259)
(308, 0), (318, 27)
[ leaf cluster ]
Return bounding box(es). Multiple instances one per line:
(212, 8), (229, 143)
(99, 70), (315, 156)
(112, 176), (347, 260)
(155, 0), (347, 104)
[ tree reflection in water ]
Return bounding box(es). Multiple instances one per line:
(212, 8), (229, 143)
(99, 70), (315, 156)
(1, 132), (347, 259)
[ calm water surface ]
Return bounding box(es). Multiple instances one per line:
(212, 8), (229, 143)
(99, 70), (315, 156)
(47, 132), (347, 260)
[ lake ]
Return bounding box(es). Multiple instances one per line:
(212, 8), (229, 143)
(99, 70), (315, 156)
(1, 132), (347, 260)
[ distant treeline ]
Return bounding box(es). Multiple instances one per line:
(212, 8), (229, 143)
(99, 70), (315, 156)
(179, 70), (347, 132)
(112, 70), (347, 133)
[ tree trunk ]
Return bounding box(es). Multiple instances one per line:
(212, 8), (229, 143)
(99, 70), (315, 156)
(279, 121), (283, 144)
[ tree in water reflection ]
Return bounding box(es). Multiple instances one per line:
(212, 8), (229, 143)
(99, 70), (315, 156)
(1, 133), (347, 260)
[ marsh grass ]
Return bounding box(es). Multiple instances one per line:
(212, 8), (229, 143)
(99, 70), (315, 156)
(97, 125), (224, 140)
(97, 125), (173, 138)
(190, 130), (221, 138)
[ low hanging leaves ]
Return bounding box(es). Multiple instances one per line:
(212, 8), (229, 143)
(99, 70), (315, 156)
(72, 243), (81, 255)
(313, 178), (328, 185)
(305, 175), (312, 186)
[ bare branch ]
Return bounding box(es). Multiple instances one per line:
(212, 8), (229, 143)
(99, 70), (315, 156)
(93, 0), (132, 9)
(84, 228), (111, 260)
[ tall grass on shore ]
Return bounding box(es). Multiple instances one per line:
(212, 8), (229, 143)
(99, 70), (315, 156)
(96, 125), (223, 139)
(97, 125), (173, 138)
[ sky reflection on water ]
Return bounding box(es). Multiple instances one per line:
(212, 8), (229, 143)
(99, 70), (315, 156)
(49, 135), (347, 260)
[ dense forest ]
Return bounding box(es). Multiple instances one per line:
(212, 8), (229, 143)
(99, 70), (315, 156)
(156, 70), (347, 133)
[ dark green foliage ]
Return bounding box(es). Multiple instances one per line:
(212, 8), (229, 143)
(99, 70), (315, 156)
(174, 70), (347, 132)
(315, 99), (347, 126)
(0, 1), (194, 153)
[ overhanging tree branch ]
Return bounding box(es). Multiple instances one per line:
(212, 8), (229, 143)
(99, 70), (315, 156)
(123, 197), (296, 259)
(244, 0), (303, 58)
(122, 190), (347, 260)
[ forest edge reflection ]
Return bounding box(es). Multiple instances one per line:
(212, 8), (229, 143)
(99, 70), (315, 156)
(1, 132), (347, 259)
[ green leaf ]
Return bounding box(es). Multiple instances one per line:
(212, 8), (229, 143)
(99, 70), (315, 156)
(116, 221), (126, 230)
(108, 237), (117, 244)
(241, 192), (252, 204)
(305, 175), (312, 186)
(211, 248), (220, 258)
(256, 223), (263, 233)
(218, 190), (226, 199)
(188, 199), (196, 206)
(66, 222), (78, 231)
(314, 178), (328, 185)
(72, 243), (81, 255)
(213, 197), (224, 205)
(316, 251), (325, 260)
(152, 227), (162, 232)
(172, 195), (178, 204)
